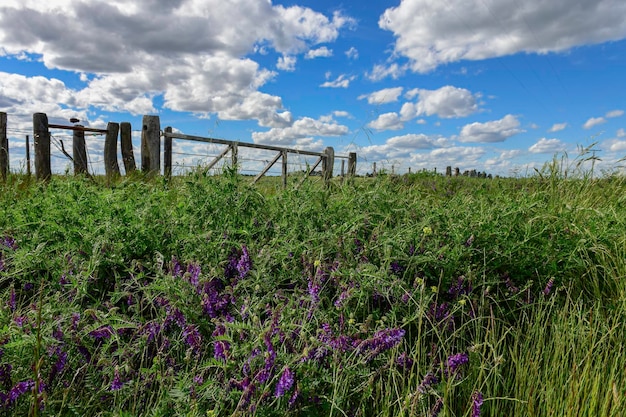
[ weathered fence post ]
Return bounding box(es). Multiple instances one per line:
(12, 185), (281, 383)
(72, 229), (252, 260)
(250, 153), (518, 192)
(446, 166), (452, 176)
(281, 150), (288, 188)
(104, 122), (120, 178)
(120, 122), (136, 174)
(348, 152), (356, 178)
(454, 167), (460, 176)
(0, 112), (7, 181)
(72, 125), (88, 175)
(33, 113), (51, 180)
(408, 167), (412, 174)
(322, 146), (334, 185)
(373, 162), (377, 176)
(141, 115), (160, 175)
(231, 142), (238, 169)
(164, 126), (172, 179)
(25, 135), (31, 177)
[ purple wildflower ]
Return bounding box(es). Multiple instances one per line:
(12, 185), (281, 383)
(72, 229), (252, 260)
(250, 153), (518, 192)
(275, 367), (295, 398)
(8, 379), (34, 403)
(543, 278), (555, 296)
(70, 313), (80, 331)
(14, 316), (28, 327)
(89, 325), (113, 339)
(182, 325), (202, 353)
(396, 352), (414, 369)
(23, 282), (34, 291)
(110, 368), (123, 391)
(448, 275), (472, 298)
(48, 350), (68, 383)
(428, 302), (454, 330)
(171, 256), (183, 277)
(185, 262), (201, 289)
(257, 334), (276, 383)
(390, 261), (405, 276)
(288, 387), (299, 408)
(356, 328), (405, 360)
(214, 340), (230, 362)
(194, 374), (204, 385)
(471, 391), (484, 417)
(446, 352), (469, 376)
(143, 322), (161, 343)
(59, 273), (70, 286)
(236, 245), (252, 280)
(1, 236), (17, 250)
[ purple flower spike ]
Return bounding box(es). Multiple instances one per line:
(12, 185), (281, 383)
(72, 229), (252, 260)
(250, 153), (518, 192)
(430, 397), (443, 417)
(89, 325), (113, 339)
(275, 367), (295, 398)
(446, 352), (469, 376)
(236, 245), (252, 279)
(110, 368), (123, 391)
(471, 391), (484, 417)
(543, 278), (555, 296)
(214, 340), (230, 362)
(8, 380), (34, 403)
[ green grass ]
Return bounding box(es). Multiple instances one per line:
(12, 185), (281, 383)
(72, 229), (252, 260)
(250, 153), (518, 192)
(0, 164), (624, 416)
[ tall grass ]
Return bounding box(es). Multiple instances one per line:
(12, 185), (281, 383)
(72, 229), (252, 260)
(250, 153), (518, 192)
(0, 160), (624, 416)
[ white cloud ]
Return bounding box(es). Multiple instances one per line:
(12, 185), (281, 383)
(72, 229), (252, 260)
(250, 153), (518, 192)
(379, 0), (626, 73)
(366, 63), (408, 81)
(367, 113), (404, 131)
(305, 46), (333, 59)
(345, 47), (359, 59)
(529, 138), (566, 154)
(583, 117), (606, 129)
(459, 115), (524, 143)
(617, 128), (625, 138)
(602, 138), (626, 152)
(320, 74), (355, 88)
(548, 123), (567, 132)
(277, 55), (297, 71)
(252, 117), (348, 145)
(0, 0), (354, 125)
(606, 109), (624, 118)
(401, 86), (479, 119)
(358, 87), (404, 105)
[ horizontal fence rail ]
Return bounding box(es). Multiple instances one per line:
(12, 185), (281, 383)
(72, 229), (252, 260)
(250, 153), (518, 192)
(0, 112), (359, 186)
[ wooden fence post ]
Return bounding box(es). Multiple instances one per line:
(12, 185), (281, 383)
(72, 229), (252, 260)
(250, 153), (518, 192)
(446, 166), (452, 176)
(373, 162), (377, 176)
(348, 152), (356, 178)
(33, 113), (51, 181)
(25, 135), (31, 177)
(120, 122), (136, 174)
(281, 150), (287, 188)
(104, 122), (120, 178)
(164, 126), (172, 179)
(73, 125), (88, 175)
(322, 146), (334, 185)
(141, 115), (160, 175)
(0, 112), (7, 181)
(231, 142), (238, 169)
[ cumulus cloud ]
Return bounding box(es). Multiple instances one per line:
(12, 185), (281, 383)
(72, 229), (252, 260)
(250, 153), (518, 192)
(358, 87), (404, 104)
(305, 46), (333, 59)
(277, 55), (297, 71)
(458, 115), (524, 143)
(251, 117), (348, 146)
(529, 138), (566, 154)
(0, 0), (354, 124)
(367, 113), (404, 131)
(583, 117), (606, 129)
(345, 47), (359, 59)
(604, 139), (626, 152)
(548, 123), (567, 132)
(618, 128), (625, 138)
(379, 0), (626, 73)
(401, 86), (479, 119)
(320, 74), (355, 88)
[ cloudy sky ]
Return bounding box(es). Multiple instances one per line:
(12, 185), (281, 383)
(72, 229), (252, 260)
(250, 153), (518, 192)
(1, 0), (625, 176)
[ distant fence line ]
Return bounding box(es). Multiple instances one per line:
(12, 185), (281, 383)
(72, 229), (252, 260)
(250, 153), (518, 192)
(0, 112), (357, 186)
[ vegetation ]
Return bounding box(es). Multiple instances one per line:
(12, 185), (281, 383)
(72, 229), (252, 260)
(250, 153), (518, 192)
(0, 158), (624, 416)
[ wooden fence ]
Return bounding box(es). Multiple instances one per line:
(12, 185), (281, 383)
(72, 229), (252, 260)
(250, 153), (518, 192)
(0, 112), (357, 185)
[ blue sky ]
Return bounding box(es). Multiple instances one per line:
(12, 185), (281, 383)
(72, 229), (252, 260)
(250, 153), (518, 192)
(1, 0), (625, 176)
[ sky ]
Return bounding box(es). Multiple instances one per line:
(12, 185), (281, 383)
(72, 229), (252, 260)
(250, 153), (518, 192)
(1, 0), (625, 177)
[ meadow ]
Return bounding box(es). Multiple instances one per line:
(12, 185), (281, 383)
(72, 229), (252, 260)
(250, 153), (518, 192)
(0, 159), (624, 416)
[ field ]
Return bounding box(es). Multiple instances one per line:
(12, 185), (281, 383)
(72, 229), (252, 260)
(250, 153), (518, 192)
(0, 162), (625, 416)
